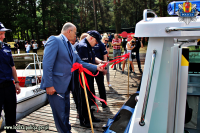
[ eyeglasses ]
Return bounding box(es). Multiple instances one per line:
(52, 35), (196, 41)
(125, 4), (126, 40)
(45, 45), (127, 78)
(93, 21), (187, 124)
(70, 30), (77, 35)
(105, 40), (108, 42)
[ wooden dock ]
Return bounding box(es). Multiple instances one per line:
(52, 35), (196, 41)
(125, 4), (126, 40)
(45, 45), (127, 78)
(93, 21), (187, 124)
(1, 63), (143, 133)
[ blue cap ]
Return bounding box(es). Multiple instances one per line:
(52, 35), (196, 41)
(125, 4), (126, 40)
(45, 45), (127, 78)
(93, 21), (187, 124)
(0, 22), (12, 32)
(87, 30), (102, 44)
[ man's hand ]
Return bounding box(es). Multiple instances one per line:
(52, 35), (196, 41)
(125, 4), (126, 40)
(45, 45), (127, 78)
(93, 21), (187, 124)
(46, 86), (56, 95)
(15, 83), (21, 95)
(117, 43), (121, 45)
(97, 64), (105, 71)
(101, 61), (107, 64)
(112, 43), (116, 46)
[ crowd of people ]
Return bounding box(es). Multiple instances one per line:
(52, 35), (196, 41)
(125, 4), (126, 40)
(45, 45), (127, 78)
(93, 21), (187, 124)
(13, 39), (38, 54)
(0, 21), (146, 133)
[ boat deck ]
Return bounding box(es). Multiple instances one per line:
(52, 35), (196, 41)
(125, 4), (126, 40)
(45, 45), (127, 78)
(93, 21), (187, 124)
(1, 63), (143, 133)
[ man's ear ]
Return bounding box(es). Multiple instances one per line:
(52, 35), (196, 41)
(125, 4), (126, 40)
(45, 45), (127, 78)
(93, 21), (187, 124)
(89, 36), (92, 41)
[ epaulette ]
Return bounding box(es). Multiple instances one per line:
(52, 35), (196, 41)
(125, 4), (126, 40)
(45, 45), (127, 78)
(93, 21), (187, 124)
(4, 43), (10, 47)
(79, 43), (87, 48)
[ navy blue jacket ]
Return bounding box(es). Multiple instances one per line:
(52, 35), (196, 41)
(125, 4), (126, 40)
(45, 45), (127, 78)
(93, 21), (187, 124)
(77, 38), (96, 64)
(0, 43), (14, 83)
(93, 42), (107, 60)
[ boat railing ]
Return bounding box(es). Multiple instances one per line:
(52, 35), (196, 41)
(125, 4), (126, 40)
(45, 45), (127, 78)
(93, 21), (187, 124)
(143, 9), (157, 22)
(13, 53), (42, 86)
(166, 26), (200, 33)
(23, 62), (43, 85)
(139, 50), (157, 126)
(12, 53), (38, 57)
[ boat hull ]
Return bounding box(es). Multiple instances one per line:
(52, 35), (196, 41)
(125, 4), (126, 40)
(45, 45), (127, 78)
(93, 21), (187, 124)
(0, 86), (48, 130)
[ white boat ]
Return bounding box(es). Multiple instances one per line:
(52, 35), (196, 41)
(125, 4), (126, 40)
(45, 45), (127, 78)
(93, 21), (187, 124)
(104, 6), (200, 133)
(0, 53), (48, 129)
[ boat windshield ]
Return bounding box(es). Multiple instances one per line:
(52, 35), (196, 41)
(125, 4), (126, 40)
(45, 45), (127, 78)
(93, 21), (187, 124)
(188, 45), (200, 74)
(185, 45), (200, 132)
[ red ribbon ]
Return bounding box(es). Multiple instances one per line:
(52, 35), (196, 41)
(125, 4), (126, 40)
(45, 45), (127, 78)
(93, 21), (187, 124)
(71, 63), (107, 112)
(101, 53), (130, 68)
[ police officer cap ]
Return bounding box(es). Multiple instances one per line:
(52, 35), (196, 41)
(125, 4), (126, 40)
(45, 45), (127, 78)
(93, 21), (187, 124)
(87, 30), (102, 44)
(0, 22), (12, 32)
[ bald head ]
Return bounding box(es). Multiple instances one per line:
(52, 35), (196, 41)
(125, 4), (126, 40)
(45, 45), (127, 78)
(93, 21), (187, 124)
(61, 22), (76, 33)
(61, 22), (77, 41)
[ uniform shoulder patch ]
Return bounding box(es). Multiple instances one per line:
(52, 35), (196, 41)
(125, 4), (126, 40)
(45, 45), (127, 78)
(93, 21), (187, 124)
(79, 43), (87, 48)
(4, 43), (10, 47)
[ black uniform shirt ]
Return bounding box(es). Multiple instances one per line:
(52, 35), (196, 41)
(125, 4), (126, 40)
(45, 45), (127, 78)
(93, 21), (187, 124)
(0, 43), (14, 83)
(93, 42), (107, 60)
(77, 38), (96, 64)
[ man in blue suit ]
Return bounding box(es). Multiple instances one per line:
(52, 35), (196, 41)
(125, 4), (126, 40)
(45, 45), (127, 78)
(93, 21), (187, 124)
(40, 22), (104, 133)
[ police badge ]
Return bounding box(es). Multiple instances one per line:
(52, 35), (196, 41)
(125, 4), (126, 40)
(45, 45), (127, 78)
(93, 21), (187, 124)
(176, 0), (199, 25)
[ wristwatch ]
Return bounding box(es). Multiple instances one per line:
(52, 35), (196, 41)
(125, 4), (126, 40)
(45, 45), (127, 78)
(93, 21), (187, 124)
(15, 81), (20, 84)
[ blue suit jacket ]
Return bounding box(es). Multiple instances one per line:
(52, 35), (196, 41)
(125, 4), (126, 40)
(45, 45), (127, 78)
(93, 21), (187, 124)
(40, 34), (97, 93)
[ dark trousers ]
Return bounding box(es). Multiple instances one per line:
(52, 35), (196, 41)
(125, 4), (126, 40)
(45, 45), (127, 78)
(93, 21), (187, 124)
(71, 70), (81, 115)
(13, 48), (17, 54)
(130, 52), (141, 71)
(33, 49), (37, 54)
(94, 71), (106, 103)
(47, 88), (71, 133)
(0, 81), (16, 133)
(79, 73), (95, 123)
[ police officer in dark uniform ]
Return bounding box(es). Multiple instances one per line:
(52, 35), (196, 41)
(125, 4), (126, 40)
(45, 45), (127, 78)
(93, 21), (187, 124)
(93, 40), (108, 108)
(77, 30), (105, 128)
(0, 22), (21, 133)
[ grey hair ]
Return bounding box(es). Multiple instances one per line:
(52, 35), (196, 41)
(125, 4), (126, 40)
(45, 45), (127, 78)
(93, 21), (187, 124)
(61, 22), (75, 33)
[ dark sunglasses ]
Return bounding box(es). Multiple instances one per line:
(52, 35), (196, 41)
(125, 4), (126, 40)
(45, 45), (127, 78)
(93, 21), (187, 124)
(105, 40), (108, 42)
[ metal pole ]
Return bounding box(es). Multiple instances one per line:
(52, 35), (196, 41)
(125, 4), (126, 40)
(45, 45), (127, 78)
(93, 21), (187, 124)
(165, 26), (200, 33)
(128, 60), (130, 98)
(81, 72), (94, 133)
(33, 54), (37, 85)
(139, 50), (157, 126)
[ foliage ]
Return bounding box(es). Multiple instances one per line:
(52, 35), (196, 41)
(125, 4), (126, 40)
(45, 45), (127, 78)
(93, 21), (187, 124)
(0, 0), (169, 42)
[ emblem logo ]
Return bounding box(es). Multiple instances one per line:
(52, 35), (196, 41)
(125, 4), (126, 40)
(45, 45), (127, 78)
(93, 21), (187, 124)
(176, 0), (199, 25)
(0, 24), (4, 28)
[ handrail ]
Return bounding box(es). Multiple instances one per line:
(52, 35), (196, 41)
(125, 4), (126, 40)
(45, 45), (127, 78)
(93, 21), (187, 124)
(22, 62), (43, 86)
(24, 62), (43, 70)
(166, 26), (200, 33)
(14, 53), (42, 86)
(12, 53), (38, 56)
(143, 9), (157, 21)
(33, 54), (37, 85)
(174, 39), (195, 43)
(139, 50), (157, 126)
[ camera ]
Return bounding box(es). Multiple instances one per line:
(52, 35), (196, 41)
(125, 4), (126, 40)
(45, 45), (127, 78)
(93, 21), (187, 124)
(0, 41), (3, 49)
